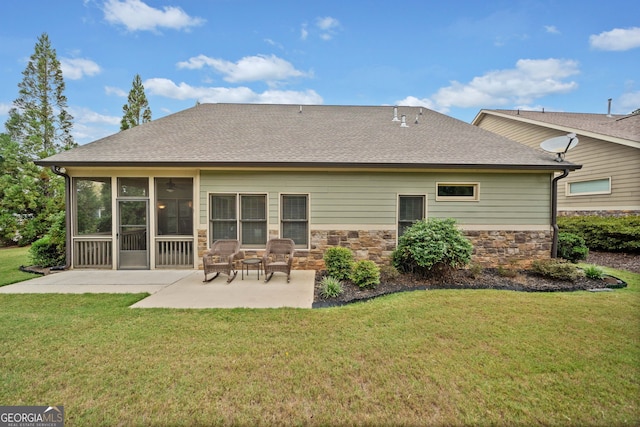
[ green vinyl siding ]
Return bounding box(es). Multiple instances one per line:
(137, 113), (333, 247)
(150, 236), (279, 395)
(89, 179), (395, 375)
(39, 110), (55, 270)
(199, 171), (552, 227)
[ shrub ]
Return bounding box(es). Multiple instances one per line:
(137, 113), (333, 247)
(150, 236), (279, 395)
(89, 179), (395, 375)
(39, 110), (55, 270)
(557, 232), (589, 263)
(582, 264), (604, 280)
(467, 263), (484, 279)
(351, 260), (380, 289)
(379, 264), (401, 281)
(29, 235), (65, 267)
(392, 218), (473, 278)
(28, 211), (66, 268)
(323, 246), (354, 280)
(531, 259), (581, 281)
(558, 215), (640, 253)
(319, 276), (344, 298)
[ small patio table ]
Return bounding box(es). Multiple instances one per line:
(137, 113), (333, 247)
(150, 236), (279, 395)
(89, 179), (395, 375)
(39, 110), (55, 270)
(241, 258), (262, 280)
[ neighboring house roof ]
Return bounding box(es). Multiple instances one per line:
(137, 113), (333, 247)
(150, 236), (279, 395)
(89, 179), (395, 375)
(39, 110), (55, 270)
(472, 109), (640, 149)
(37, 104), (579, 171)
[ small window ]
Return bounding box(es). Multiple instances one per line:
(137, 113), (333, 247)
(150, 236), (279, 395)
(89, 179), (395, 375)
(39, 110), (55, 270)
(398, 195), (425, 236)
(281, 194), (309, 248)
(567, 178), (611, 196)
(209, 193), (267, 247)
(436, 183), (479, 201)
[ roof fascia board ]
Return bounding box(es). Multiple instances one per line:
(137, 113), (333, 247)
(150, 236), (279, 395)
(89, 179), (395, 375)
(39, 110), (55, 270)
(474, 110), (639, 149)
(35, 160), (581, 172)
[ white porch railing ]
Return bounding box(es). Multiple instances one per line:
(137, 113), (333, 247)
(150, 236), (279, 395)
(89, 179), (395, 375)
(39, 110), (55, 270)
(155, 237), (194, 268)
(74, 238), (113, 268)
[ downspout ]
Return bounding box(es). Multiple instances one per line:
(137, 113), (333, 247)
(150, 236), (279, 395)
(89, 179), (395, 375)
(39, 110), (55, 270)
(51, 165), (71, 270)
(551, 169), (570, 258)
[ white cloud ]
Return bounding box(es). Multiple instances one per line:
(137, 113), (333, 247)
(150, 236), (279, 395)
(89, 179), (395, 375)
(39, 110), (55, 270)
(589, 27), (640, 51)
(177, 54), (311, 84)
(0, 102), (11, 115)
(300, 24), (308, 41)
(60, 57), (101, 80)
(103, 0), (205, 32)
(68, 107), (121, 144)
(315, 16), (340, 40)
(71, 107), (121, 125)
(394, 96), (435, 109)
(105, 86), (128, 97)
(545, 25), (560, 34)
(431, 58), (579, 112)
(143, 78), (323, 104)
(617, 91), (640, 113)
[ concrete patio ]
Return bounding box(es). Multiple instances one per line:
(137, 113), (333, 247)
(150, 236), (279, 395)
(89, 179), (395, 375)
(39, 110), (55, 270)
(0, 269), (316, 309)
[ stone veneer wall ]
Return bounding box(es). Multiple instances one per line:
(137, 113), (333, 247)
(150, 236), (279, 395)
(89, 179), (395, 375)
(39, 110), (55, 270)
(197, 228), (552, 270)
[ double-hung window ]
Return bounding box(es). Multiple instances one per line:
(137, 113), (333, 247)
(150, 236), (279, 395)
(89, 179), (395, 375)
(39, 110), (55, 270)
(281, 194), (309, 248)
(398, 195), (425, 237)
(210, 194), (267, 247)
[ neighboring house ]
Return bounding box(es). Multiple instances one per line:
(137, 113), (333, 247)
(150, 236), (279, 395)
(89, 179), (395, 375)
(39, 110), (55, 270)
(36, 104), (580, 271)
(472, 109), (639, 216)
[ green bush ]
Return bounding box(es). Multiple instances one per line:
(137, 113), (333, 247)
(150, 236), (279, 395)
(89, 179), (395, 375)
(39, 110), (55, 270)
(557, 232), (589, 263)
(582, 265), (604, 280)
(351, 260), (380, 289)
(323, 246), (354, 280)
(29, 235), (65, 267)
(392, 218), (473, 278)
(558, 215), (640, 253)
(531, 259), (581, 281)
(319, 276), (344, 298)
(28, 211), (66, 267)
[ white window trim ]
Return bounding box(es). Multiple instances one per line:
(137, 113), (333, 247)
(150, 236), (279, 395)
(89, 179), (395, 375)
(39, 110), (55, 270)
(279, 193), (311, 250)
(435, 182), (480, 202)
(208, 192), (268, 248)
(566, 177), (612, 197)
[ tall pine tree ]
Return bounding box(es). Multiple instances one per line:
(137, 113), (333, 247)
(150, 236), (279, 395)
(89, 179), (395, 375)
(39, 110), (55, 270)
(121, 74), (152, 130)
(5, 33), (75, 160)
(1, 33), (73, 247)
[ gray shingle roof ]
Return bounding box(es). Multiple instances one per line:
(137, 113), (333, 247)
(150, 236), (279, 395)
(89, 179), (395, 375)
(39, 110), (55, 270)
(37, 104), (579, 170)
(476, 109), (640, 143)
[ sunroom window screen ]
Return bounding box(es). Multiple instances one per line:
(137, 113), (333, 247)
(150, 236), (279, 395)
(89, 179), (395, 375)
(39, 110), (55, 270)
(399, 196), (424, 237)
(282, 195), (308, 246)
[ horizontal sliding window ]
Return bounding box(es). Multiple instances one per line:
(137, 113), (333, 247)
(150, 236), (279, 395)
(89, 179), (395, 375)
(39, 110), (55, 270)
(567, 178), (611, 196)
(436, 183), (479, 201)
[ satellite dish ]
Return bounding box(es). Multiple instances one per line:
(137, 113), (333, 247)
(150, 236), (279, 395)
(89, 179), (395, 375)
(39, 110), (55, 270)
(540, 133), (579, 162)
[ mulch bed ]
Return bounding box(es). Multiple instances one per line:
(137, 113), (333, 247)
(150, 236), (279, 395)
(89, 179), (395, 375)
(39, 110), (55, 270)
(314, 251), (636, 307)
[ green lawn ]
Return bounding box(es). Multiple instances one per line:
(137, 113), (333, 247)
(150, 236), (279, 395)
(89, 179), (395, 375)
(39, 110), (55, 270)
(1, 247), (639, 425)
(0, 245), (36, 286)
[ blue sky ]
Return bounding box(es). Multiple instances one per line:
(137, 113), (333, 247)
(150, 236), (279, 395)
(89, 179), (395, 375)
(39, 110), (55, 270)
(1, 0), (639, 144)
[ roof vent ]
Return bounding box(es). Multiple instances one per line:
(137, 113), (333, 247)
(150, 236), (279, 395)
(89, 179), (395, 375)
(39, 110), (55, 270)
(419, 107), (423, 115)
(414, 114), (419, 124)
(400, 115), (409, 127)
(299, 105), (303, 113)
(392, 106), (400, 122)
(607, 98), (612, 117)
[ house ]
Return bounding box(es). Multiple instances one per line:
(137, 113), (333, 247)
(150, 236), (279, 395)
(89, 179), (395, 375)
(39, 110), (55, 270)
(472, 109), (639, 216)
(36, 103), (581, 271)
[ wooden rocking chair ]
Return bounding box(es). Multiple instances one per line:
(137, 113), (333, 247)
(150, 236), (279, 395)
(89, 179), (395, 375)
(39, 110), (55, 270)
(203, 240), (241, 283)
(262, 238), (296, 283)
